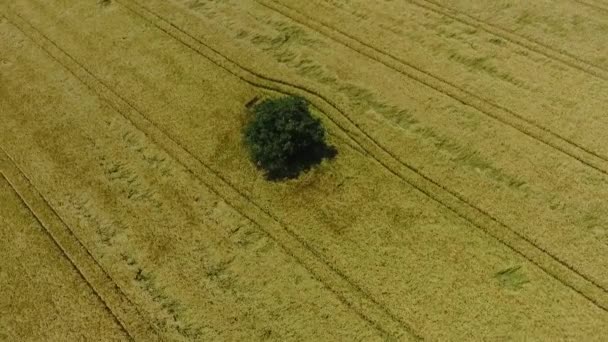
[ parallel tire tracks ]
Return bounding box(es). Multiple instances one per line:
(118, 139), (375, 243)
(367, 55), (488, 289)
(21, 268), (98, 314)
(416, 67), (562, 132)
(409, 0), (608, 80)
(0, 149), (160, 341)
(0, 7), (418, 341)
(120, 0), (608, 310)
(261, 0), (608, 177)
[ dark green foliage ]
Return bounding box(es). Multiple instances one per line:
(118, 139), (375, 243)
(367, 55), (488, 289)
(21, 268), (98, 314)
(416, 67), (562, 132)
(244, 96), (335, 180)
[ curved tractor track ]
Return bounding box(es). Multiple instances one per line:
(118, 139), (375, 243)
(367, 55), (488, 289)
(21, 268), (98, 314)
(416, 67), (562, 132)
(253, 0), (608, 178)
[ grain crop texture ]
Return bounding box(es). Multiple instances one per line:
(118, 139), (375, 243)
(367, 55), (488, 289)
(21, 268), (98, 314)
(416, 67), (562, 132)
(1, 0), (607, 340)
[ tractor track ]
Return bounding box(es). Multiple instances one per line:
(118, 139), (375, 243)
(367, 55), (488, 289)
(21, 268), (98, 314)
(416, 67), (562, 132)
(571, 0), (608, 13)
(407, 0), (608, 81)
(0, 149), (159, 342)
(260, 0), (608, 177)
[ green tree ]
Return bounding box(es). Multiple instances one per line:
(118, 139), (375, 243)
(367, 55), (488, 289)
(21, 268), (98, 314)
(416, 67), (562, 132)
(244, 96), (335, 179)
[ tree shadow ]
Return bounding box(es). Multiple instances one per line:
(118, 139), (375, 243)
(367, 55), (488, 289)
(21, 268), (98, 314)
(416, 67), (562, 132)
(265, 143), (338, 181)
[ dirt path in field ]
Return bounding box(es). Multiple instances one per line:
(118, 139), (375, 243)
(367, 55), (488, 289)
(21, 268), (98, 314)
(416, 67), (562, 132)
(2, 0), (608, 340)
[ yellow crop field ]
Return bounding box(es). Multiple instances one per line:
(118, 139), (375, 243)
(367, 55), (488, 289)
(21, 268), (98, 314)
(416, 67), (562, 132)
(1, 0), (608, 340)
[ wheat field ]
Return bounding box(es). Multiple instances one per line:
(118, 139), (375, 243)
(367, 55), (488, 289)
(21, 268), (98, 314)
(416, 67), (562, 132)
(1, 0), (608, 340)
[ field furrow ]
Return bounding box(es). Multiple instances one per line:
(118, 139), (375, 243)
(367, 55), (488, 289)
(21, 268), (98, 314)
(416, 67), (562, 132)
(0, 172), (131, 341)
(0, 150), (159, 341)
(416, 0), (608, 78)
